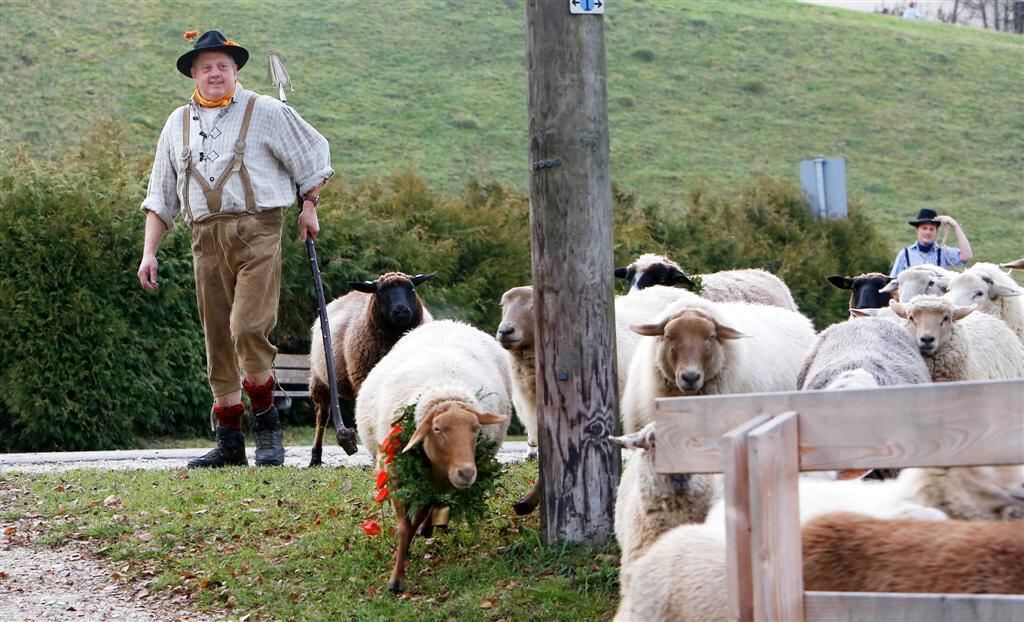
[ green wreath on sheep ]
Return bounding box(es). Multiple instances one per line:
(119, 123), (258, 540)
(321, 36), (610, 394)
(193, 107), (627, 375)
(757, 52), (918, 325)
(373, 404), (503, 522)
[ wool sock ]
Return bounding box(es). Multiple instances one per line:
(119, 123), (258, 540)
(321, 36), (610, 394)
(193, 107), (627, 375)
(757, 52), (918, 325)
(214, 403), (245, 431)
(243, 376), (276, 412)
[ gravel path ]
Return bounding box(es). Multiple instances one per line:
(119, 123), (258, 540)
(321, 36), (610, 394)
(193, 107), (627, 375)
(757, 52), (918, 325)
(0, 442), (532, 621)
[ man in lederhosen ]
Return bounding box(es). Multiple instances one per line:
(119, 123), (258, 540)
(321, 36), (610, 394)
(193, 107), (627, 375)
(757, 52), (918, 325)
(138, 30), (332, 468)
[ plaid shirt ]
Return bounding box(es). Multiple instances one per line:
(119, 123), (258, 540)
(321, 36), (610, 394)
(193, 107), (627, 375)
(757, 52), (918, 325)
(141, 84), (333, 227)
(890, 242), (964, 277)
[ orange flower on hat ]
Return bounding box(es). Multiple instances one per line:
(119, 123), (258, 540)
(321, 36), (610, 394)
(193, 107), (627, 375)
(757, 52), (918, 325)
(183, 30), (199, 43)
(225, 40), (239, 46)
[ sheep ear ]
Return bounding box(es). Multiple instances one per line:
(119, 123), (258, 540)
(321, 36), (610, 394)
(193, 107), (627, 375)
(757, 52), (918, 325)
(476, 412), (507, 426)
(403, 413), (435, 453)
(827, 275), (853, 290)
(669, 269), (696, 290)
(952, 304), (975, 321)
(631, 322), (665, 337)
(411, 272), (436, 287)
(889, 300), (908, 318)
(850, 308), (878, 317)
(350, 281), (378, 294)
(878, 280), (899, 294)
(991, 283), (1024, 298)
(608, 423), (655, 450)
(614, 267), (629, 279)
(715, 322), (748, 340)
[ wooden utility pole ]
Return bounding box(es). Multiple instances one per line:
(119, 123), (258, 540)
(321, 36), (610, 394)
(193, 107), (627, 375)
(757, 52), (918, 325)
(525, 0), (619, 545)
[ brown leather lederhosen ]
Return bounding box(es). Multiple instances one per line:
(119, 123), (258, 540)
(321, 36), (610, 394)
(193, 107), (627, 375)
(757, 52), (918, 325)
(181, 95), (260, 222)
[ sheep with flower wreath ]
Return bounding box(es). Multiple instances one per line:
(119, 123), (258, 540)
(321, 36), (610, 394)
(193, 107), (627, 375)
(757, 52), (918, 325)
(355, 319), (511, 593)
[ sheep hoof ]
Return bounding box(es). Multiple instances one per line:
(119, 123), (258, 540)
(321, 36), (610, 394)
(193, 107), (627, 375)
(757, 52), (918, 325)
(388, 579), (404, 594)
(308, 447), (323, 467)
(513, 500), (537, 516)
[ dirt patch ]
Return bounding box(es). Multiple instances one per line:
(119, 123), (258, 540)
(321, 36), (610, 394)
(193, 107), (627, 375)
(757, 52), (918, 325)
(1, 512), (218, 622)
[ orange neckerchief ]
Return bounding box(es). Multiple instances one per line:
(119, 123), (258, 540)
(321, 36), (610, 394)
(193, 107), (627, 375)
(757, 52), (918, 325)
(192, 82), (237, 108)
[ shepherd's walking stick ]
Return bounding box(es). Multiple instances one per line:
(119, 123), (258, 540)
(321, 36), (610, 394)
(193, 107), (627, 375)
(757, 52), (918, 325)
(268, 51), (358, 456)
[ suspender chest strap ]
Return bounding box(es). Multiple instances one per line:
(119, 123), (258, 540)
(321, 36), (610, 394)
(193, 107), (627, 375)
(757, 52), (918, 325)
(903, 245), (943, 270)
(181, 95), (261, 222)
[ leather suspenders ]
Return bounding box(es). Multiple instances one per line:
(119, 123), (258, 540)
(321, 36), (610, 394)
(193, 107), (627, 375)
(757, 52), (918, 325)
(181, 95), (260, 222)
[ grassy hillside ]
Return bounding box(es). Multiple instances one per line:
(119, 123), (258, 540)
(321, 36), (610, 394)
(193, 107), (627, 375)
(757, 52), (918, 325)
(1, 0), (1021, 260)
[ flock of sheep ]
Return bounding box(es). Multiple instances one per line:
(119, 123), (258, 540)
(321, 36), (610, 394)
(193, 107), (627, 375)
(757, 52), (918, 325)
(303, 253), (1024, 614)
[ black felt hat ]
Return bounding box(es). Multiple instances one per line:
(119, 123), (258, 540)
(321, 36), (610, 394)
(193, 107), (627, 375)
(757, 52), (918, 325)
(908, 208), (941, 227)
(177, 30), (249, 78)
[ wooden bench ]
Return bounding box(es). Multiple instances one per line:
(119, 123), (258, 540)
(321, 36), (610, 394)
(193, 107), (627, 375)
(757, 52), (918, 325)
(654, 379), (1024, 622)
(272, 352), (312, 403)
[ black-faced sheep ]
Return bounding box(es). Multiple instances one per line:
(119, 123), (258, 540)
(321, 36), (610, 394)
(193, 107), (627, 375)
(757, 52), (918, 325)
(622, 296), (816, 433)
(802, 512), (1024, 594)
(944, 262), (1024, 344)
(615, 253), (798, 311)
(308, 271), (434, 466)
(890, 295), (1024, 382)
(355, 319), (510, 593)
(827, 272), (895, 310)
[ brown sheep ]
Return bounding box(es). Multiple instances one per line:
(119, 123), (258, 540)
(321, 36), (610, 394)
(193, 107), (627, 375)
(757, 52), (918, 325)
(802, 512), (1024, 594)
(308, 271), (434, 465)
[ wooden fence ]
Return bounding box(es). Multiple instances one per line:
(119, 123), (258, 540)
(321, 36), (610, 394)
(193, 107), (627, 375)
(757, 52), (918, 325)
(654, 379), (1024, 622)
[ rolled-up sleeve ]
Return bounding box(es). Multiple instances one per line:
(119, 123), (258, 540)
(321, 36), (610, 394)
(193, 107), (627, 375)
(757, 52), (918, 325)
(140, 112), (181, 229)
(268, 101), (334, 196)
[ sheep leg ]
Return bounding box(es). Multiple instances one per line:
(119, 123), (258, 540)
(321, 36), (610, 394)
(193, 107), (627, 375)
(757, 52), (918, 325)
(513, 478), (542, 515)
(418, 506), (434, 537)
(308, 381), (330, 467)
(388, 502), (432, 594)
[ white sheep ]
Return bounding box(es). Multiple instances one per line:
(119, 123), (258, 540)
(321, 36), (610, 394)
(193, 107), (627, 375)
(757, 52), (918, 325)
(308, 271), (434, 466)
(355, 319), (511, 593)
(802, 512), (1024, 594)
(615, 253), (798, 311)
(621, 297), (816, 433)
(944, 262), (1024, 344)
(890, 295), (1024, 382)
(879, 264), (954, 302)
(797, 316), (931, 391)
(608, 424), (719, 566)
(497, 284), (695, 514)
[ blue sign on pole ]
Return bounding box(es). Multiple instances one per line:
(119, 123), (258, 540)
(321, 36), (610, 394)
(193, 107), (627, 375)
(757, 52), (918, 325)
(569, 0), (605, 14)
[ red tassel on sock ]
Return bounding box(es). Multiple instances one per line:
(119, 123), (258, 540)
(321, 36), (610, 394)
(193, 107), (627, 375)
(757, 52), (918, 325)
(243, 376), (276, 412)
(214, 403), (244, 431)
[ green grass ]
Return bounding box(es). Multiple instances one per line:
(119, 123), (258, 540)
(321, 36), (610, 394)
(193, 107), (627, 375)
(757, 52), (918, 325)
(1, 0), (1021, 260)
(0, 462), (618, 621)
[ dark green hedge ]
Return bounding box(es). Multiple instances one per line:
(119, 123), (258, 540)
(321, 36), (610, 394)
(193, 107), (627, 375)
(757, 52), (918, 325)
(1, 127), (888, 451)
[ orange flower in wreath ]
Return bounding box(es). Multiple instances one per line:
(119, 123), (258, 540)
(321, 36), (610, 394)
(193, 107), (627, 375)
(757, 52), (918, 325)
(361, 519), (382, 536)
(374, 487), (390, 503)
(374, 469), (388, 490)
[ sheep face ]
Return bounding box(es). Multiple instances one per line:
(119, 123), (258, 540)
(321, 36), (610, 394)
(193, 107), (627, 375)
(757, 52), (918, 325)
(350, 272), (434, 329)
(886, 267), (950, 303)
(403, 402), (507, 490)
(890, 298), (974, 356)
(945, 270), (1023, 312)
(943, 465), (1024, 519)
(827, 273), (894, 309)
(615, 255), (694, 293)
(496, 286), (534, 350)
(632, 309), (747, 394)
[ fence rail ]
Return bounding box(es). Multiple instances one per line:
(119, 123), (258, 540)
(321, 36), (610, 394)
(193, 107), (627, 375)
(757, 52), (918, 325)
(654, 379), (1024, 622)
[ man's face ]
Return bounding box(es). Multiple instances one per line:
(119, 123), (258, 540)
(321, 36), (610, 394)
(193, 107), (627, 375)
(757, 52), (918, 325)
(191, 51), (237, 102)
(916, 223), (938, 245)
